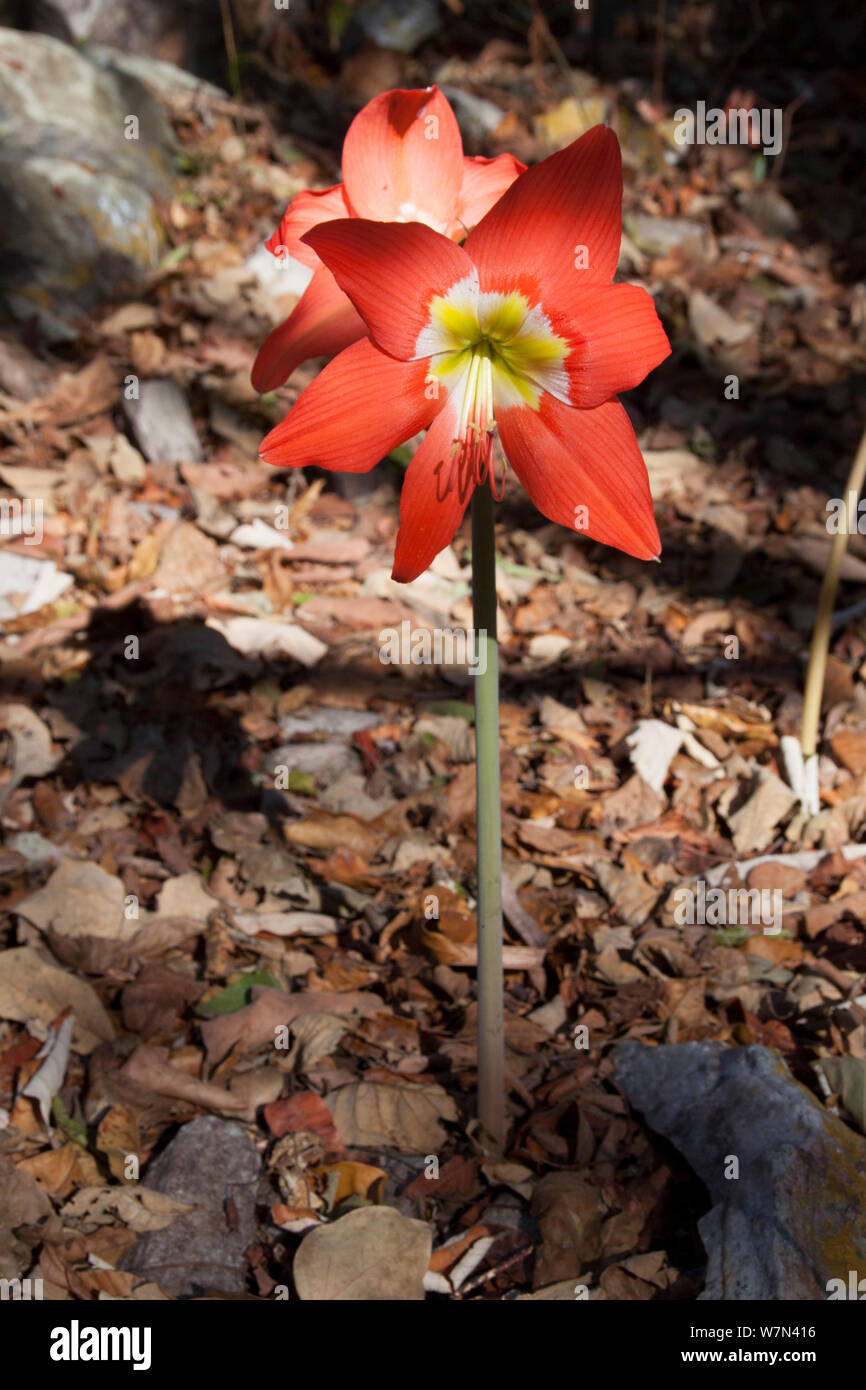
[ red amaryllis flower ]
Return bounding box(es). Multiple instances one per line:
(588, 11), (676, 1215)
(259, 125), (671, 582)
(251, 86), (524, 393)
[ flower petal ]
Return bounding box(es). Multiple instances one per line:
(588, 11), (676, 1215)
(304, 219), (473, 361)
(342, 86), (463, 228)
(465, 125), (622, 301)
(251, 266), (366, 393)
(260, 338), (439, 472)
(453, 153), (526, 235)
(266, 184), (352, 270)
(553, 283), (671, 409)
(392, 404), (473, 582)
(498, 393), (660, 560)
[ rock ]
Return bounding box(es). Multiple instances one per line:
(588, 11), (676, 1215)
(120, 1115), (260, 1296)
(352, 0), (440, 53)
(0, 29), (174, 330)
(88, 48), (227, 102)
(123, 380), (202, 464)
(613, 1040), (866, 1300)
(440, 86), (506, 148)
(30, 0), (216, 74)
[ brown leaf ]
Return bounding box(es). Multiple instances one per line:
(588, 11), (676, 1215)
(199, 986), (382, 1068)
(326, 1081), (459, 1153)
(531, 1173), (606, 1288)
(294, 1205), (431, 1301)
(832, 729), (866, 776)
(119, 1045), (247, 1112)
(264, 1092), (346, 1154)
(284, 813), (383, 858)
(95, 1104), (143, 1182)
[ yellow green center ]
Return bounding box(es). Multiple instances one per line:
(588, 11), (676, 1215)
(425, 289), (568, 411)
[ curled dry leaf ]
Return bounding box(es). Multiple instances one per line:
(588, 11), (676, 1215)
(119, 1045), (247, 1112)
(19, 1010), (75, 1127)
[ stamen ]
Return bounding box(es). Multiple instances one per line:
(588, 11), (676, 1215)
(490, 450), (507, 502)
(432, 342), (509, 502)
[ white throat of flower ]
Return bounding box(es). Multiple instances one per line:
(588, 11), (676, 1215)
(415, 272), (569, 499)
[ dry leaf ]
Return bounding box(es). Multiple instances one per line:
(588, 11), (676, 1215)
(326, 1081), (459, 1153)
(18, 858), (137, 942)
(294, 1205), (432, 1300)
(0, 947), (114, 1053)
(60, 1184), (196, 1234)
(19, 1011), (74, 1127)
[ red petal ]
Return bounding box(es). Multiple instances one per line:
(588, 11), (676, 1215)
(557, 283), (671, 408)
(265, 184), (351, 270)
(465, 125), (622, 302)
(498, 394), (660, 560)
(342, 86), (463, 227)
(392, 405), (473, 582)
(304, 219), (473, 361)
(251, 266), (366, 393)
(260, 338), (439, 472)
(453, 153), (526, 235)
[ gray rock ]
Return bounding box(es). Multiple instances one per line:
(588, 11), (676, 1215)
(29, 0), (211, 61)
(354, 0), (440, 53)
(120, 1115), (260, 1296)
(441, 86), (506, 148)
(613, 1040), (866, 1300)
(89, 48), (227, 102)
(0, 29), (173, 329)
(123, 380), (202, 464)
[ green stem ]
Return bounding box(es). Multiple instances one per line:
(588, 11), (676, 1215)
(471, 485), (505, 1152)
